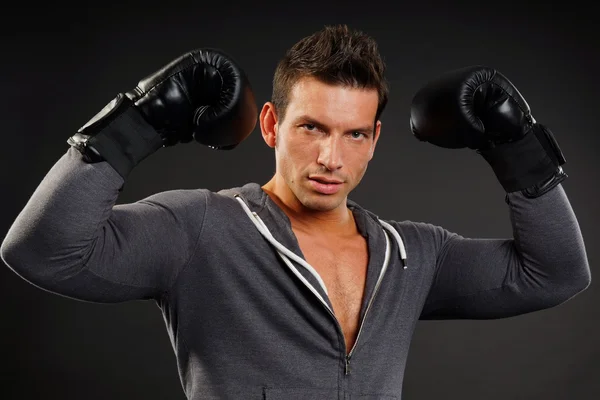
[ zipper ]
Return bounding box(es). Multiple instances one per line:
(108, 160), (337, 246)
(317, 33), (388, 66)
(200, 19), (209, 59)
(299, 230), (391, 377)
(345, 232), (391, 374)
(345, 355), (350, 375)
(295, 229), (392, 377)
(235, 196), (393, 378)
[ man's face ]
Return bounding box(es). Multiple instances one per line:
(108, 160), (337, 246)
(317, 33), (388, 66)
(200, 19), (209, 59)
(265, 76), (381, 213)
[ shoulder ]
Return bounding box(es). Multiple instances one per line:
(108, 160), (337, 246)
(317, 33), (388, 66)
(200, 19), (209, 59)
(136, 187), (213, 210)
(349, 199), (458, 248)
(385, 219), (457, 244)
(132, 183), (265, 220)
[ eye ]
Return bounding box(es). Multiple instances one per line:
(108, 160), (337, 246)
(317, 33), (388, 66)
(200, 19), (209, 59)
(351, 131), (366, 139)
(303, 124), (316, 131)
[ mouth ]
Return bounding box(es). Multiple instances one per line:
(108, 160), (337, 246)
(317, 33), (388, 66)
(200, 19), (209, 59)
(308, 177), (344, 195)
(309, 176), (344, 184)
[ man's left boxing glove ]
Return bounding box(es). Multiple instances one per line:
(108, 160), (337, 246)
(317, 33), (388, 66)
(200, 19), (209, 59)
(68, 48), (257, 179)
(409, 66), (566, 198)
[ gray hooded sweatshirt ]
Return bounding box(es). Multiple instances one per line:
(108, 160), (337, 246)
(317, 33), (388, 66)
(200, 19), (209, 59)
(0, 148), (591, 399)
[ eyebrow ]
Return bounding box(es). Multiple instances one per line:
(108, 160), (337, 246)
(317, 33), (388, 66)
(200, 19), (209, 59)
(293, 115), (374, 134)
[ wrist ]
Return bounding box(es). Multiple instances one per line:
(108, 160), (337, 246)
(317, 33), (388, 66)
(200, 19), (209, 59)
(68, 93), (164, 179)
(477, 123), (567, 195)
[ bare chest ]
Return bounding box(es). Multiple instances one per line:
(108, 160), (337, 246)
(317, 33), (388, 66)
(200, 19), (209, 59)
(295, 232), (369, 353)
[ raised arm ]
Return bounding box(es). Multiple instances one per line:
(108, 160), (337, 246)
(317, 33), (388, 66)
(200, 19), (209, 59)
(1, 48), (257, 303)
(408, 66), (591, 319)
(1, 148), (207, 302)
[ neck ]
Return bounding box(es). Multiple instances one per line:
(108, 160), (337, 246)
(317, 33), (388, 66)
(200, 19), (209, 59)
(261, 177), (356, 236)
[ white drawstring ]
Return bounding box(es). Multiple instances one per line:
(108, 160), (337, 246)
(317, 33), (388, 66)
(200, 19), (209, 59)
(233, 194), (408, 310)
(234, 195), (333, 311)
(378, 219), (408, 269)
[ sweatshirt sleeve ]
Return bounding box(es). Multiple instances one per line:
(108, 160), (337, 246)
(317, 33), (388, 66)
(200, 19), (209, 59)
(419, 184), (591, 320)
(0, 147), (207, 303)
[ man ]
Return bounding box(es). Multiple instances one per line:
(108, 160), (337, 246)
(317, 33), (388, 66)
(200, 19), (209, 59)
(1, 24), (591, 399)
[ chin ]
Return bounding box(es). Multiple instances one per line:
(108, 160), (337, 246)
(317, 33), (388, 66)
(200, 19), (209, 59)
(299, 192), (345, 212)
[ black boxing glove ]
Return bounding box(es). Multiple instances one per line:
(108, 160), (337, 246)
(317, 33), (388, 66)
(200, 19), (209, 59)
(409, 66), (566, 198)
(68, 48), (257, 179)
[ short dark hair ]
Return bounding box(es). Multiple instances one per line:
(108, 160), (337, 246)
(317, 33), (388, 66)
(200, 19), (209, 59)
(272, 24), (389, 124)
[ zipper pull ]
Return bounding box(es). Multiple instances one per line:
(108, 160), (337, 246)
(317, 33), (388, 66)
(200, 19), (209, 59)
(345, 355), (351, 376)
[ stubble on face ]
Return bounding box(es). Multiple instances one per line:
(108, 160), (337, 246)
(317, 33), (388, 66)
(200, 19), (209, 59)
(271, 77), (380, 215)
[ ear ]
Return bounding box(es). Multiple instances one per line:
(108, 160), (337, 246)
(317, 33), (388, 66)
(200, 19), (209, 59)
(260, 102), (278, 148)
(368, 120), (382, 161)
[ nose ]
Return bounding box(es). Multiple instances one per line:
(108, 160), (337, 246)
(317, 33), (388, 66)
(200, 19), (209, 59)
(317, 135), (343, 171)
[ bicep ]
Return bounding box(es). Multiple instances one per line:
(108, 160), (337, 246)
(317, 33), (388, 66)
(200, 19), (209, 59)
(74, 198), (201, 302)
(420, 235), (546, 319)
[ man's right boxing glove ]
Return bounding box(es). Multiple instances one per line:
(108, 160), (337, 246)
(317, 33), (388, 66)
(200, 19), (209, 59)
(68, 48), (257, 179)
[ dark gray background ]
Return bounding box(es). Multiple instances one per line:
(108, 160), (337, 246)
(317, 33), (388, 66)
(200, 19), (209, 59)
(1, 1), (598, 399)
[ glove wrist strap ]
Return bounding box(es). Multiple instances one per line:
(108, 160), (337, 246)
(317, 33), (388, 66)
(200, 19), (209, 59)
(67, 94), (164, 179)
(477, 123), (567, 195)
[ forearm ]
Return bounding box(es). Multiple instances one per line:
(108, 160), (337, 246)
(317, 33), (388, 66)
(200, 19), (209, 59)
(504, 183), (590, 302)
